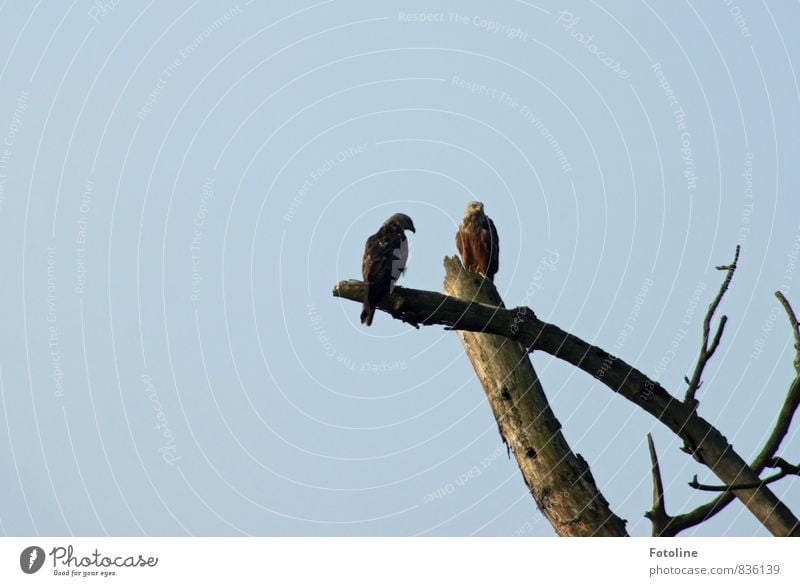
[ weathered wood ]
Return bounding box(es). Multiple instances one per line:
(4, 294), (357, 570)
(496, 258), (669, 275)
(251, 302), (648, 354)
(441, 257), (628, 536)
(332, 261), (800, 536)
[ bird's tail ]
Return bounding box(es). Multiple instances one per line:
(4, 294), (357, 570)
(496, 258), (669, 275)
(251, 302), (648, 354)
(361, 283), (375, 326)
(360, 302), (375, 326)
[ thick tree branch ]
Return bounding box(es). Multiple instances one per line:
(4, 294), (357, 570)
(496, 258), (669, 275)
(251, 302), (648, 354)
(332, 260), (800, 536)
(689, 458), (800, 492)
(439, 257), (627, 536)
(683, 245), (739, 410)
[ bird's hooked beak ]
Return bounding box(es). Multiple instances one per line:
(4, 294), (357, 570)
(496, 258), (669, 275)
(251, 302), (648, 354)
(409, 225), (416, 233)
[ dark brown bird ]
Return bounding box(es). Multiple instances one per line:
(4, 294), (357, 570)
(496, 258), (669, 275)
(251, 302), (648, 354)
(360, 213), (416, 326)
(456, 201), (499, 280)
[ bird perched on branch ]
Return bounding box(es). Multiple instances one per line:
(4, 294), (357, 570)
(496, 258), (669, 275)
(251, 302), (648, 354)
(360, 213), (416, 326)
(456, 201), (499, 280)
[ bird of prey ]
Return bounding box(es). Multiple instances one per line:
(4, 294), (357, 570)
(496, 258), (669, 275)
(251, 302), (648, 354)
(360, 213), (416, 326)
(456, 201), (499, 280)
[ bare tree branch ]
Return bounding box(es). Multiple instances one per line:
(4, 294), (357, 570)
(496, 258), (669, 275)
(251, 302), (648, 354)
(689, 458), (800, 492)
(663, 292), (800, 533)
(644, 434), (678, 536)
(333, 260), (800, 536)
(776, 291), (800, 374)
(683, 245), (740, 410)
(666, 376), (800, 534)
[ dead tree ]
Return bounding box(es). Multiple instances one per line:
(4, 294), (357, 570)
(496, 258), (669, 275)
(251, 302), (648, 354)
(332, 250), (800, 537)
(441, 256), (627, 536)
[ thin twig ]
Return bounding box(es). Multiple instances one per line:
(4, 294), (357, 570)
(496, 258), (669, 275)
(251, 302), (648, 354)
(644, 434), (677, 536)
(683, 245), (740, 410)
(776, 291), (800, 373)
(776, 291), (800, 341)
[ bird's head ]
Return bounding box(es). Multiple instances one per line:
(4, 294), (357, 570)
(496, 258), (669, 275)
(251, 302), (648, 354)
(386, 213), (416, 233)
(464, 201), (485, 217)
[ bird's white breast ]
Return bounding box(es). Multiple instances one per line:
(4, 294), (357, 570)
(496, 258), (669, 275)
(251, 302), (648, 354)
(389, 237), (409, 293)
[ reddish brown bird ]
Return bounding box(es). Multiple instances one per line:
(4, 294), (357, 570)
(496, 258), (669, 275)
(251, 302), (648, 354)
(456, 201), (499, 280)
(360, 213), (416, 326)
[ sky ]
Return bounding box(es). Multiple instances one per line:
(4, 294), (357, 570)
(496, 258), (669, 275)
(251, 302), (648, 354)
(0, 0), (798, 537)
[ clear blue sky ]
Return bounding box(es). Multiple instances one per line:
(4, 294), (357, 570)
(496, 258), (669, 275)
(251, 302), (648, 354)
(0, 0), (798, 536)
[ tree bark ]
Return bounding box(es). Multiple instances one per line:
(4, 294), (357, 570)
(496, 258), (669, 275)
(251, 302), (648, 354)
(441, 257), (628, 536)
(332, 261), (800, 536)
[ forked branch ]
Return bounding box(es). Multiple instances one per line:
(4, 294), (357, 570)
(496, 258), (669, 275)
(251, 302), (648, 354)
(664, 292), (800, 533)
(683, 245), (740, 410)
(644, 434), (678, 536)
